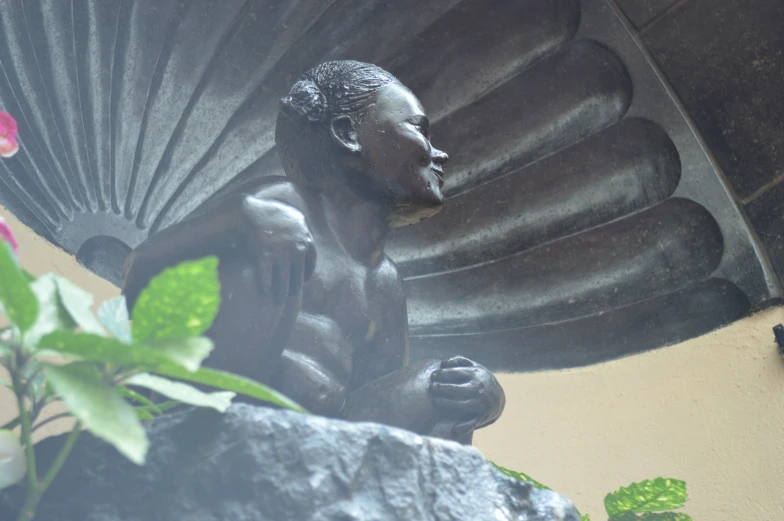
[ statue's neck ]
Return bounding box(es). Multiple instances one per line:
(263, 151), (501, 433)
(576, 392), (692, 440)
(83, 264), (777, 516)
(317, 181), (390, 265)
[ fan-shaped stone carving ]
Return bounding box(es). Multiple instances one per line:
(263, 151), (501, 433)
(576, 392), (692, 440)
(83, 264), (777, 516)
(0, 0), (779, 371)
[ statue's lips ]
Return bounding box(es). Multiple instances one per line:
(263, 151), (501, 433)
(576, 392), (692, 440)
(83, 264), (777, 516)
(431, 168), (445, 188)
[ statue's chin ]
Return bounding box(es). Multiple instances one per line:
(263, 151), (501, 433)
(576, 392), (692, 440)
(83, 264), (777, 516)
(388, 199), (444, 227)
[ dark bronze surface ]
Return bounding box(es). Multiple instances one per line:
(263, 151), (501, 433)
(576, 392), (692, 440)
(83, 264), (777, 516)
(123, 62), (505, 443)
(0, 0), (780, 374)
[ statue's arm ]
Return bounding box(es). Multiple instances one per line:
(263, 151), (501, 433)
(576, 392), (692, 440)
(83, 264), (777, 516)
(340, 257), (440, 434)
(340, 258), (460, 440)
(123, 178), (314, 309)
(122, 178), (316, 385)
(122, 193), (250, 307)
(340, 258), (505, 444)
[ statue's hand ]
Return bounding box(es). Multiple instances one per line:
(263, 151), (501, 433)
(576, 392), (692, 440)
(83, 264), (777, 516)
(241, 196), (317, 304)
(429, 356), (506, 436)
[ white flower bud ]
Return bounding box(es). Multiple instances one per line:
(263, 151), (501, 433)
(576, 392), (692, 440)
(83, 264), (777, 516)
(0, 429), (26, 490)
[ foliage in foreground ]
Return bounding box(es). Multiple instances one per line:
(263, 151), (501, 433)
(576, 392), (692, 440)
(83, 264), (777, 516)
(0, 222), (303, 521)
(492, 463), (692, 521)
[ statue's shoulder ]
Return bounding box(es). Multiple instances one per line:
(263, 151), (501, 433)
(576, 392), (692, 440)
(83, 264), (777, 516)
(371, 254), (404, 302)
(248, 176), (308, 214)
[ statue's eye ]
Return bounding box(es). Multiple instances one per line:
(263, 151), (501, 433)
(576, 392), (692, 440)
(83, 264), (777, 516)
(414, 124), (429, 139)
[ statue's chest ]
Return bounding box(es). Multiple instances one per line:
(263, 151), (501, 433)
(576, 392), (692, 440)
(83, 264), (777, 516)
(303, 246), (377, 340)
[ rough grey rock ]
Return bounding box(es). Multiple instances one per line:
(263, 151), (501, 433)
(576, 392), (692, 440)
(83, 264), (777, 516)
(0, 404), (580, 521)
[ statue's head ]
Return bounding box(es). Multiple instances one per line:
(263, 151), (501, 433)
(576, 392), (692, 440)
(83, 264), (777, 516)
(275, 60), (449, 226)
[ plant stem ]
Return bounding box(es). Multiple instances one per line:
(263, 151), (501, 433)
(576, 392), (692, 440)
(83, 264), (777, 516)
(20, 366), (43, 397)
(15, 422), (81, 521)
(5, 397), (50, 433)
(10, 349), (40, 521)
(10, 361), (38, 486)
(38, 421), (80, 490)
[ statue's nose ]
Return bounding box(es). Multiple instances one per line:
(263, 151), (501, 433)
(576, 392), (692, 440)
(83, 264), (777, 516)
(433, 148), (449, 166)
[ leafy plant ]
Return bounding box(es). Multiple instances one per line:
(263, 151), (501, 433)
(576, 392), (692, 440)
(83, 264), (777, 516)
(604, 478), (688, 518)
(490, 462), (552, 492)
(0, 219), (304, 521)
(491, 463), (691, 521)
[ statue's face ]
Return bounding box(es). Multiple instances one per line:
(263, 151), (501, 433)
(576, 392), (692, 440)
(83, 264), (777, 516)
(355, 82), (449, 226)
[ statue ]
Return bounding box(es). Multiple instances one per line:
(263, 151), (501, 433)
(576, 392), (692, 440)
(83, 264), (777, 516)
(122, 61), (505, 444)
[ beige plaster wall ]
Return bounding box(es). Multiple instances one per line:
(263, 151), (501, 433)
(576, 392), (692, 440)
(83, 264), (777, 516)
(0, 207), (119, 302)
(2, 205), (782, 520)
(476, 309), (784, 520)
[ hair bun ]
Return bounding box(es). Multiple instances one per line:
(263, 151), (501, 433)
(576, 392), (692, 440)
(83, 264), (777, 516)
(280, 79), (327, 123)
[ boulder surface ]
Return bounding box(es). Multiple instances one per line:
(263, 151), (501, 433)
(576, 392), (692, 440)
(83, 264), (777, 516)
(1, 404), (580, 521)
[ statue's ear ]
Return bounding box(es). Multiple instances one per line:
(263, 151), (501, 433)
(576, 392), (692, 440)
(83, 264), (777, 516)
(329, 115), (361, 153)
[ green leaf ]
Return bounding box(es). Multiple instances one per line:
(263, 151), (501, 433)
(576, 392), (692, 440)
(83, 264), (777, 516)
(21, 269), (36, 283)
(609, 513), (692, 521)
(24, 274), (78, 347)
(37, 331), (158, 366)
(127, 373), (234, 413)
(148, 400), (179, 414)
(134, 400), (180, 418)
(22, 359), (46, 401)
(117, 387), (161, 413)
(154, 364), (306, 413)
(54, 276), (106, 336)
(37, 331), (213, 372)
(135, 401), (180, 421)
(490, 462), (551, 491)
(131, 256), (221, 343)
(143, 337), (213, 372)
(97, 297), (132, 344)
(45, 363), (148, 465)
(135, 407), (155, 420)
(581, 516), (591, 521)
(143, 400), (182, 414)
(605, 478), (688, 517)
(0, 242), (38, 333)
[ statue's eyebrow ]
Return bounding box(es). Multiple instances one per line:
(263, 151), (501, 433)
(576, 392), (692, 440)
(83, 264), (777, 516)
(409, 115), (431, 134)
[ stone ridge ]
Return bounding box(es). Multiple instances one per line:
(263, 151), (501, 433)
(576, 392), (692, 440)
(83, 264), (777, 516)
(1, 404), (579, 521)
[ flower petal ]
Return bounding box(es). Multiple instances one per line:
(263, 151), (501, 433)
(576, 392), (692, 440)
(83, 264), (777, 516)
(0, 111), (18, 141)
(0, 136), (19, 158)
(0, 216), (18, 253)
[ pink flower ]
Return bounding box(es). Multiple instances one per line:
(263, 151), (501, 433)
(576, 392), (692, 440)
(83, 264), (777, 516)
(0, 111), (19, 158)
(0, 216), (18, 254)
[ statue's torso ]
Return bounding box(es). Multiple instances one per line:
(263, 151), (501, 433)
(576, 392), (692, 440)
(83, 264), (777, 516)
(269, 186), (398, 417)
